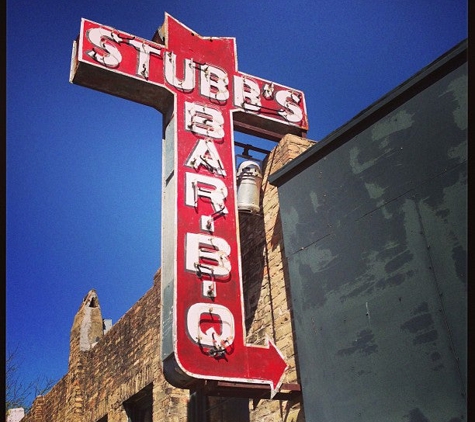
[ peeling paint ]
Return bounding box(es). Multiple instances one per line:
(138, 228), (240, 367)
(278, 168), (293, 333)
(303, 246), (338, 272)
(379, 137), (390, 149)
(405, 408), (431, 422)
(309, 190), (320, 214)
(413, 330), (438, 345)
(340, 243), (414, 302)
(413, 302), (429, 315)
(452, 245), (466, 283)
(378, 202), (394, 220)
(418, 169), (467, 287)
(371, 109), (414, 141)
(349, 146), (375, 175)
(374, 272), (407, 289)
(336, 329), (378, 356)
(298, 263), (327, 308)
(447, 142), (466, 163)
(440, 75), (467, 130)
(401, 302), (440, 346)
(364, 182), (385, 200)
(286, 205), (299, 230)
(401, 314), (434, 334)
(384, 250), (413, 273)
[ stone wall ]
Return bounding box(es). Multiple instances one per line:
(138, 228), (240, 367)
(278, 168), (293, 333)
(22, 134), (314, 422)
(23, 273), (189, 422)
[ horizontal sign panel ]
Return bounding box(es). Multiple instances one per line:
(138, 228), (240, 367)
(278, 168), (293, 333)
(70, 18), (308, 138)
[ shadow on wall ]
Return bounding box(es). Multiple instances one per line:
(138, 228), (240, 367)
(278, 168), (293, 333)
(239, 211), (266, 332)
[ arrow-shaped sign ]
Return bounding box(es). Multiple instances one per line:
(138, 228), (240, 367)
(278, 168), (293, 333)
(70, 14), (307, 398)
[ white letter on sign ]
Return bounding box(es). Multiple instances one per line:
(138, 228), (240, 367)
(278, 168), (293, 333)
(187, 303), (235, 347)
(200, 65), (229, 101)
(185, 173), (228, 214)
(233, 75), (261, 112)
(186, 139), (226, 177)
(164, 52), (195, 92)
(186, 233), (231, 278)
(86, 28), (123, 68)
(275, 90), (303, 123)
(185, 102), (225, 139)
(126, 39), (162, 80)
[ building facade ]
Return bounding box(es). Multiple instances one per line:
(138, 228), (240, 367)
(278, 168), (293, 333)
(269, 40), (467, 422)
(22, 133), (314, 422)
(22, 40), (466, 422)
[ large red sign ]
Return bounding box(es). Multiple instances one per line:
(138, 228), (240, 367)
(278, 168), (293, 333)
(70, 15), (307, 397)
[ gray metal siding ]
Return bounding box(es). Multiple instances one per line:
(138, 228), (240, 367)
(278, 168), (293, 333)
(277, 62), (466, 421)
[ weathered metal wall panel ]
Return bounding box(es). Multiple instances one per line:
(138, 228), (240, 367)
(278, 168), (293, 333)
(276, 61), (466, 421)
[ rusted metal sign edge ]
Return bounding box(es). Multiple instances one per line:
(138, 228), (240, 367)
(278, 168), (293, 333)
(197, 380), (302, 400)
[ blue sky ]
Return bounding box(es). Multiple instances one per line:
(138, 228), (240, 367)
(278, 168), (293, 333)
(6, 0), (467, 406)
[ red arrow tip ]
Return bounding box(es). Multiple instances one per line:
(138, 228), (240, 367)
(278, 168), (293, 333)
(266, 337), (288, 398)
(246, 336), (288, 398)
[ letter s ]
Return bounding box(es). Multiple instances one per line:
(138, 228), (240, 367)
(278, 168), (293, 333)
(86, 27), (123, 68)
(275, 89), (303, 124)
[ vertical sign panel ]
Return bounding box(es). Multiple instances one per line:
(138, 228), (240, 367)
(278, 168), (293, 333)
(70, 14), (308, 397)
